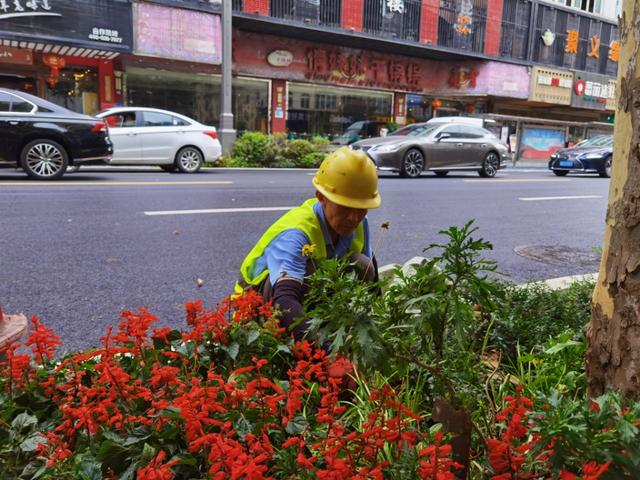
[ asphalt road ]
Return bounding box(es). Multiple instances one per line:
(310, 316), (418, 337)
(0, 166), (610, 353)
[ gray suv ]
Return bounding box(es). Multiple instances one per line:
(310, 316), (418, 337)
(351, 122), (510, 178)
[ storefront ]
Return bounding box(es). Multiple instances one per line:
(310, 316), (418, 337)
(0, 0), (133, 114)
(232, 31), (534, 138)
(122, 1), (269, 132)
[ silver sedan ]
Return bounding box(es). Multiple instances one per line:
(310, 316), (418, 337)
(351, 122), (510, 178)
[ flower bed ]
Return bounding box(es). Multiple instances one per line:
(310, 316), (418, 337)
(1, 222), (638, 479)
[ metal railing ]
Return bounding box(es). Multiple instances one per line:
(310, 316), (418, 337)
(362, 0), (422, 42)
(268, 0), (342, 28)
(500, 0), (531, 60)
(437, 0), (487, 53)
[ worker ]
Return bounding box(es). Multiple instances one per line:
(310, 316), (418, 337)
(235, 146), (381, 341)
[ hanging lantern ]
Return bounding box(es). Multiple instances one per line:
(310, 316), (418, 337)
(431, 98), (442, 109)
(42, 54), (66, 88)
(465, 103), (475, 113)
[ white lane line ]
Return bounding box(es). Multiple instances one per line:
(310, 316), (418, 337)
(0, 180), (233, 187)
(464, 178), (570, 183)
(144, 206), (295, 216)
(519, 195), (603, 201)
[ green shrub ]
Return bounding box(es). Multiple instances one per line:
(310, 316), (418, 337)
(490, 279), (594, 360)
(229, 131), (280, 167)
(310, 135), (331, 152)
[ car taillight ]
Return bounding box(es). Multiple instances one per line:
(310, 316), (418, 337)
(92, 121), (107, 133)
(203, 130), (218, 140)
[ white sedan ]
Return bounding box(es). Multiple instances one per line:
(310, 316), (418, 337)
(96, 107), (222, 173)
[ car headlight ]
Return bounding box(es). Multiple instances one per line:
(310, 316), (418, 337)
(550, 153), (558, 160)
(579, 152), (605, 160)
(372, 143), (401, 153)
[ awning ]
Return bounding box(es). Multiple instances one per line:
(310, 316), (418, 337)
(1, 38), (119, 59)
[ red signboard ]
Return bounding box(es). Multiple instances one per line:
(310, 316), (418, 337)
(0, 47), (33, 65)
(233, 31), (531, 98)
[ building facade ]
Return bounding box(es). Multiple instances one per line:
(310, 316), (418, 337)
(0, 0), (620, 159)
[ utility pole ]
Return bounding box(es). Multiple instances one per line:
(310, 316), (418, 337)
(219, 0), (236, 153)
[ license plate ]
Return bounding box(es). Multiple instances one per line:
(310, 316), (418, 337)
(559, 160), (573, 167)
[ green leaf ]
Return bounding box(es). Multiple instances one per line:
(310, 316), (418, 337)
(246, 329), (260, 345)
(140, 443), (157, 463)
(76, 456), (102, 480)
(234, 414), (253, 439)
(276, 345), (291, 355)
(285, 414), (308, 435)
(11, 412), (38, 432)
(19, 433), (46, 453)
(545, 340), (582, 355)
(226, 342), (240, 361)
(119, 461), (140, 480)
(96, 439), (130, 473)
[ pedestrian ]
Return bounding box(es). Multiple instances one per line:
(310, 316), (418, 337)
(235, 146), (381, 341)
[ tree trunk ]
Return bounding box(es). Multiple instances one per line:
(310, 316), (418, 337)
(586, 0), (640, 398)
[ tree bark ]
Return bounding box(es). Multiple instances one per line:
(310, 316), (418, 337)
(586, 0), (640, 399)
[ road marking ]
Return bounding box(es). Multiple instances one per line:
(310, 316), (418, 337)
(144, 206), (295, 216)
(519, 195), (602, 201)
(464, 178), (570, 183)
(0, 180), (233, 187)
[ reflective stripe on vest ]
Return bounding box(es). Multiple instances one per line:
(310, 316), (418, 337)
(235, 198), (365, 294)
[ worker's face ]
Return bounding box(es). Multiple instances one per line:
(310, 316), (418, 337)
(317, 192), (367, 237)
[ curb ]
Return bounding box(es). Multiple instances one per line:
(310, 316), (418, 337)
(379, 257), (598, 290)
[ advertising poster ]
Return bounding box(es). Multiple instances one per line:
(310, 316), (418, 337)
(518, 127), (565, 159)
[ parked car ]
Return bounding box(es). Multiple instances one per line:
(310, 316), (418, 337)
(351, 121), (509, 178)
(96, 107), (222, 173)
(548, 135), (613, 177)
(0, 88), (112, 180)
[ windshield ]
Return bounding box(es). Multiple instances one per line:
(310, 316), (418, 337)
(390, 124), (438, 137)
(574, 135), (613, 148)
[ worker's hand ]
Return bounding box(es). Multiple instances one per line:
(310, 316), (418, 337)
(327, 356), (357, 390)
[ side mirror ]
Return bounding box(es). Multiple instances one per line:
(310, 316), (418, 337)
(436, 132), (452, 142)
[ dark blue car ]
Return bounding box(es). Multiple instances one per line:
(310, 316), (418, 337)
(548, 135), (613, 178)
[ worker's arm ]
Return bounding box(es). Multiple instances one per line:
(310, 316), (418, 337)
(271, 277), (308, 341)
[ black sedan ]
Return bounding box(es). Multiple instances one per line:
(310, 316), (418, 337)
(548, 135), (613, 178)
(0, 88), (112, 180)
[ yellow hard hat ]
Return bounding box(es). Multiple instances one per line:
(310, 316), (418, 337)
(312, 146), (381, 209)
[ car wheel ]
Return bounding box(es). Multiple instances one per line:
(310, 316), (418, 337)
(20, 139), (68, 180)
(160, 165), (177, 172)
(478, 152), (500, 178)
(553, 170), (569, 176)
(400, 148), (424, 178)
(434, 170), (449, 177)
(176, 146), (203, 173)
(599, 157), (612, 178)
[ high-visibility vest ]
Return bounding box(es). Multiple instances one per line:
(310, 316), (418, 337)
(235, 198), (365, 294)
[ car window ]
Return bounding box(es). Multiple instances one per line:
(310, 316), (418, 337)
(439, 125), (462, 138)
(10, 95), (33, 113)
(458, 126), (487, 139)
(0, 93), (11, 113)
(391, 124), (437, 137)
(105, 112), (136, 128)
(142, 111), (186, 127)
(172, 116), (189, 126)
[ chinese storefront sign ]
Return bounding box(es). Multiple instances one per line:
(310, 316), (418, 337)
(0, 46), (32, 64)
(134, 3), (221, 64)
(608, 40), (620, 62)
(565, 29), (578, 54)
(529, 66), (573, 105)
(386, 0), (404, 14)
(455, 0), (473, 36)
(448, 67), (478, 89)
(0, 0), (132, 53)
(572, 73), (616, 111)
(306, 48), (421, 90)
(0, 0), (56, 19)
(587, 35), (600, 58)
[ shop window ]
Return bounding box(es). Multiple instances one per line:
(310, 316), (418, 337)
(287, 83), (392, 139)
(45, 65), (99, 115)
(300, 93), (310, 109)
(125, 69), (269, 133)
